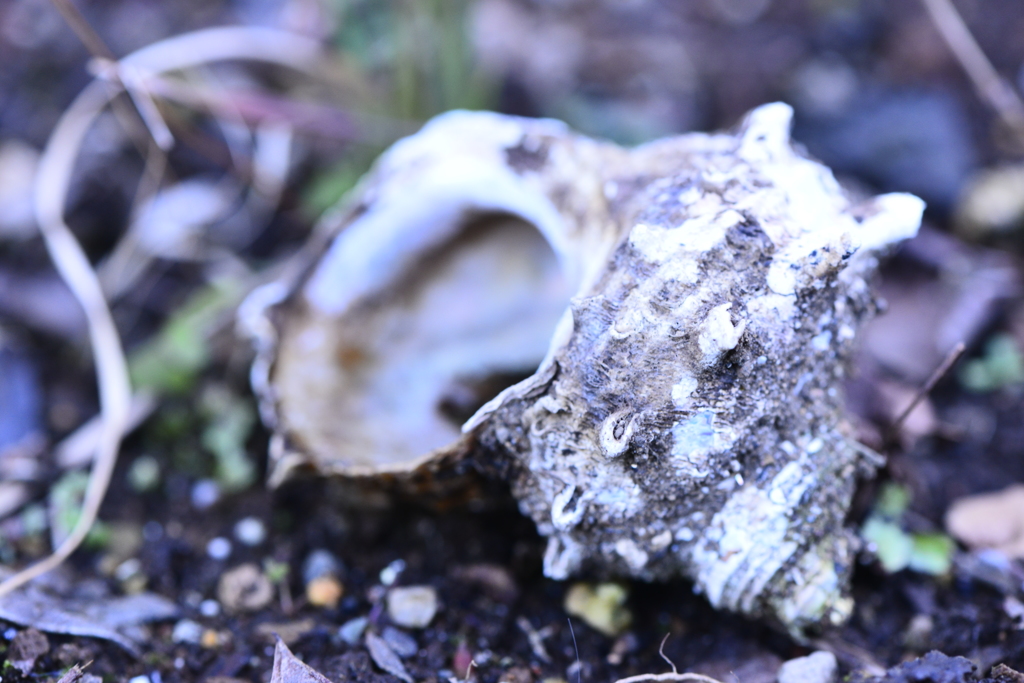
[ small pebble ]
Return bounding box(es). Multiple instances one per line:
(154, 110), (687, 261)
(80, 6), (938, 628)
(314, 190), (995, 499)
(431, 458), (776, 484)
(191, 479), (221, 510)
(387, 585), (438, 629)
(128, 676), (150, 683)
(306, 575), (343, 608)
(233, 517), (266, 546)
(777, 651), (838, 683)
(382, 626), (418, 658)
(217, 563), (273, 613)
(142, 521), (163, 542)
(206, 537), (232, 561)
(127, 455), (161, 492)
(563, 582), (631, 637)
(303, 548), (342, 583)
(200, 629), (223, 649)
(171, 619), (203, 644)
(199, 599), (221, 617)
(114, 558), (142, 582)
(339, 617), (368, 645)
(379, 559), (406, 586)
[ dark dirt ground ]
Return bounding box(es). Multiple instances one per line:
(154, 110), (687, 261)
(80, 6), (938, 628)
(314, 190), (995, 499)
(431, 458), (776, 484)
(3, 1), (1024, 682)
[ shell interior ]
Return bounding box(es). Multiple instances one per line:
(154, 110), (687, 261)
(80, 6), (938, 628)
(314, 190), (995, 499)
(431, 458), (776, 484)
(273, 212), (572, 474)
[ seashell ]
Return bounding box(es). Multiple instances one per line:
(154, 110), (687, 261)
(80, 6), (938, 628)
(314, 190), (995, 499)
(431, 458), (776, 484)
(242, 103), (924, 636)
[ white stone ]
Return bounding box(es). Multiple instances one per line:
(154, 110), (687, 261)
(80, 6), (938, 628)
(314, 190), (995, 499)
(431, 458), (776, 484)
(387, 586), (438, 629)
(777, 651), (838, 683)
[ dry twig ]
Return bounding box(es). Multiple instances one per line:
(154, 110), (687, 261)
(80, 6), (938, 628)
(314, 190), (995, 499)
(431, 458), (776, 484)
(890, 341), (966, 438)
(610, 635), (725, 683)
(919, 0), (1024, 144)
(0, 26), (325, 599)
(612, 673), (725, 683)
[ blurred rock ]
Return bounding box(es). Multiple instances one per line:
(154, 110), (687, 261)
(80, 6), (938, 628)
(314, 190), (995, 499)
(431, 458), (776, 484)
(0, 270), (87, 339)
(956, 165), (1024, 240)
(386, 586), (438, 629)
(306, 575), (343, 609)
(0, 481), (30, 520)
(217, 564), (273, 613)
(946, 485), (1024, 558)
(795, 88), (976, 211)
(694, 652), (781, 683)
(0, 332), (41, 452)
(789, 56), (858, 118)
(206, 536), (232, 561)
(303, 548), (343, 607)
(777, 652), (837, 683)
(859, 227), (1019, 384)
(0, 140), (38, 240)
(199, 599), (220, 617)
(499, 666), (535, 683)
(8, 627), (50, 675)
(563, 582), (631, 637)
(848, 651), (976, 683)
(470, 0), (703, 142)
(132, 179), (234, 261)
(127, 455), (161, 493)
(302, 549), (342, 583)
(233, 516), (266, 546)
(451, 563), (518, 603)
(903, 613), (934, 652)
(191, 479), (221, 510)
(171, 619), (203, 644)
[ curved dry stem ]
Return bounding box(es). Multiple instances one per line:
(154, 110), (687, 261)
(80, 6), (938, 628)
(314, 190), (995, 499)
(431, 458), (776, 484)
(657, 633), (677, 674)
(0, 26), (325, 599)
(919, 0), (1024, 142)
(0, 80), (133, 599)
(612, 673), (725, 683)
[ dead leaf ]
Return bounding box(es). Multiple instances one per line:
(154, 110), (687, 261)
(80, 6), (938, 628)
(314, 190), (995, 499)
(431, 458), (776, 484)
(946, 484), (1024, 558)
(0, 569), (178, 655)
(54, 663), (102, 683)
(56, 663), (87, 683)
(860, 226), (1019, 383)
(366, 631), (414, 683)
(270, 638), (333, 683)
(451, 564), (518, 603)
(255, 618), (316, 645)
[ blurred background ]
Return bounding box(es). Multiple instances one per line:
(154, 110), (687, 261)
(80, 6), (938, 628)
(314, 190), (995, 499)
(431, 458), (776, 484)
(3, 0), (1023, 459)
(2, 0), (1024, 678)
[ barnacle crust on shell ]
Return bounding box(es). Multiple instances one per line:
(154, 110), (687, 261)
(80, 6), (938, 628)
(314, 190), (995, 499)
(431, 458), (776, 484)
(242, 103), (924, 636)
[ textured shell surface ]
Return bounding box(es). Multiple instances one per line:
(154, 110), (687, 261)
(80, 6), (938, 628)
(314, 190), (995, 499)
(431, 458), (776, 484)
(242, 103), (924, 637)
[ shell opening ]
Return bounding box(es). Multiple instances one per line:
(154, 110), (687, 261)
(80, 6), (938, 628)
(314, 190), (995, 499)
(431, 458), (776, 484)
(273, 212), (573, 473)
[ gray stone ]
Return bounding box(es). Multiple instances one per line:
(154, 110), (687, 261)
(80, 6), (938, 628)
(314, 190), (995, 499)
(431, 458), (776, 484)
(777, 651), (838, 683)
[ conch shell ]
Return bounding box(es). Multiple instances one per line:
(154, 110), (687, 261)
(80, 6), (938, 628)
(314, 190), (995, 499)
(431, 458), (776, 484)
(242, 103), (924, 636)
